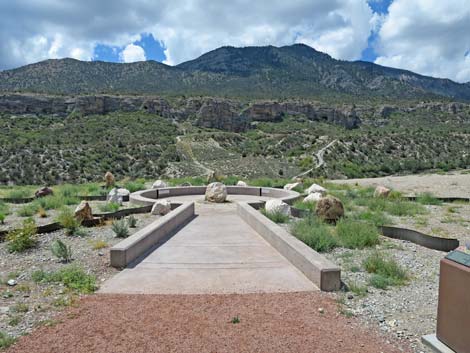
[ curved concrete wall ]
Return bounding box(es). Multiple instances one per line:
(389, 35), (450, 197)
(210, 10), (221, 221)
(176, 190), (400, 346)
(130, 186), (300, 206)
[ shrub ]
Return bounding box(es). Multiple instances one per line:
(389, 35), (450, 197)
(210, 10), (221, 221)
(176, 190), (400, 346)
(363, 252), (408, 289)
(90, 239), (108, 250)
(98, 202), (120, 213)
(127, 215), (138, 228)
(5, 189), (33, 199)
(293, 200), (316, 212)
(260, 208), (289, 224)
(17, 203), (39, 217)
(291, 216), (337, 252)
(0, 213), (5, 224)
(416, 192), (443, 205)
(124, 180), (146, 193)
(352, 210), (392, 227)
(347, 281), (368, 297)
(0, 201), (9, 215)
(6, 218), (38, 253)
(51, 239), (73, 262)
(0, 331), (16, 349)
(56, 207), (81, 236)
(112, 219), (129, 238)
(336, 219), (379, 249)
(32, 265), (97, 294)
(384, 200), (427, 217)
(38, 207), (48, 218)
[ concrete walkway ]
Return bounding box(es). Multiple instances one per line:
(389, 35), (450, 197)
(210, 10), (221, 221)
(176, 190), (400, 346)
(100, 198), (317, 294)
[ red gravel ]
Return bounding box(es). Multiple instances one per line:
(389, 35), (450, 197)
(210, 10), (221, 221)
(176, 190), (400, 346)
(7, 292), (410, 353)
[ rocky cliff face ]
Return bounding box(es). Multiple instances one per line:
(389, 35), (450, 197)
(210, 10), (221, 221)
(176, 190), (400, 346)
(0, 93), (365, 132)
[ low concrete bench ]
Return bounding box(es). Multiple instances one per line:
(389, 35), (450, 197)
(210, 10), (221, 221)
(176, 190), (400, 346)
(110, 202), (195, 268)
(237, 202), (341, 291)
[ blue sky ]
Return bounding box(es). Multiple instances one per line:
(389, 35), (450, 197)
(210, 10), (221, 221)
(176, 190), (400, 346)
(1, 0), (469, 82)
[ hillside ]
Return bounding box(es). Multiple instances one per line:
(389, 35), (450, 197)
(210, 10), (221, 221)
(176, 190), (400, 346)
(1, 44), (470, 101)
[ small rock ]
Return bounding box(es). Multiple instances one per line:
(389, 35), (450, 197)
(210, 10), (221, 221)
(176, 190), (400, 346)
(283, 182), (301, 191)
(7, 279), (17, 286)
(347, 294), (354, 300)
(303, 192), (323, 203)
(306, 183), (327, 195)
(98, 252), (104, 257)
(318, 308), (324, 314)
(152, 179), (167, 189)
(0, 306), (9, 314)
(374, 186), (391, 198)
(236, 181), (248, 187)
(35, 187), (53, 198)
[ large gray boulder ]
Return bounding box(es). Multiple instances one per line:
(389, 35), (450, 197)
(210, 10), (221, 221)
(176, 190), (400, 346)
(152, 180), (167, 189)
(306, 183), (327, 195)
(205, 182), (227, 203)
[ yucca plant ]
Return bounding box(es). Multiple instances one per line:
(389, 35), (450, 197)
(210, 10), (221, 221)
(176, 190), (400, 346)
(127, 215), (138, 228)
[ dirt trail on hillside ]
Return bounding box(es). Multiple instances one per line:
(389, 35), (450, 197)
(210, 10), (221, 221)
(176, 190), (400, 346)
(6, 292), (409, 353)
(331, 171), (470, 198)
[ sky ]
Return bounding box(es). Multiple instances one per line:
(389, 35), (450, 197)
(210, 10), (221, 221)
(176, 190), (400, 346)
(1, 0), (469, 83)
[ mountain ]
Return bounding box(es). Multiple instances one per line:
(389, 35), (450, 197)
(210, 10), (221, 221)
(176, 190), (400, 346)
(1, 44), (470, 101)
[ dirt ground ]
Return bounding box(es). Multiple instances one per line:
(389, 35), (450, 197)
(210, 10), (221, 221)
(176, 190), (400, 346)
(5, 292), (410, 353)
(331, 170), (470, 198)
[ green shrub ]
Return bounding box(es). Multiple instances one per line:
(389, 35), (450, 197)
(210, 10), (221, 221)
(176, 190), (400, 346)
(127, 215), (138, 228)
(293, 200), (316, 212)
(291, 216), (337, 252)
(32, 265), (96, 294)
(260, 208), (290, 224)
(384, 200), (427, 217)
(352, 210), (392, 227)
(0, 331), (16, 349)
(0, 201), (9, 215)
(347, 281), (368, 297)
(6, 218), (38, 253)
(0, 213), (5, 224)
(124, 180), (146, 193)
(336, 219), (379, 249)
(112, 219), (130, 238)
(51, 239), (73, 263)
(5, 188), (33, 199)
(221, 176), (238, 185)
(56, 207), (81, 236)
(98, 202), (120, 213)
(17, 203), (40, 217)
(416, 192), (443, 205)
(363, 252), (408, 289)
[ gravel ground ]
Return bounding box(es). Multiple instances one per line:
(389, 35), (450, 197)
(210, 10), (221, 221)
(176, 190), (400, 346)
(0, 212), (158, 338)
(5, 292), (410, 353)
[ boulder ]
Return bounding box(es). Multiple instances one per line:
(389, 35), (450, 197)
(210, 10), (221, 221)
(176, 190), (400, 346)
(35, 187), (53, 198)
(181, 182), (192, 187)
(151, 200), (171, 215)
(206, 171), (221, 184)
(283, 182), (301, 191)
(74, 201), (93, 221)
(152, 180), (167, 189)
(107, 188), (123, 205)
(315, 196), (344, 222)
(303, 192), (323, 203)
(265, 199), (291, 216)
(236, 181), (248, 187)
(104, 171), (115, 187)
(306, 183), (327, 195)
(205, 182), (227, 203)
(374, 186), (391, 198)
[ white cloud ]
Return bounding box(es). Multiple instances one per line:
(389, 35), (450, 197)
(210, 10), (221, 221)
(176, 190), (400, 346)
(119, 44), (146, 62)
(0, 0), (376, 70)
(374, 0), (470, 82)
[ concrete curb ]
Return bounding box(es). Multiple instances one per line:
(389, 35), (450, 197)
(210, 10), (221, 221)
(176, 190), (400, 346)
(110, 202), (195, 268)
(237, 202), (341, 291)
(130, 186), (300, 206)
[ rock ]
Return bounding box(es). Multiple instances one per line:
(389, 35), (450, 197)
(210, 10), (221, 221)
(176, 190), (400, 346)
(107, 188), (123, 205)
(104, 171), (115, 187)
(306, 183), (327, 195)
(265, 199), (291, 216)
(152, 179), (167, 189)
(374, 186), (391, 198)
(206, 171), (221, 184)
(35, 187), (53, 198)
(315, 196), (344, 222)
(303, 192), (323, 203)
(283, 182), (301, 191)
(7, 279), (17, 286)
(318, 308), (324, 314)
(0, 306), (9, 314)
(236, 181), (248, 187)
(108, 188), (130, 198)
(74, 201), (93, 221)
(151, 200), (172, 215)
(181, 182), (192, 187)
(205, 182), (227, 203)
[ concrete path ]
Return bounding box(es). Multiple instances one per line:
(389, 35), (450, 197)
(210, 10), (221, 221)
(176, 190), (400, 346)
(100, 197), (317, 294)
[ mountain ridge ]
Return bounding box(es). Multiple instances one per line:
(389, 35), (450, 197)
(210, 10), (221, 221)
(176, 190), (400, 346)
(1, 44), (470, 101)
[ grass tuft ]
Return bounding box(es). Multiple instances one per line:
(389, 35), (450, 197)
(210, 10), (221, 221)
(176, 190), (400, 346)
(363, 252), (408, 289)
(290, 216), (337, 252)
(336, 219), (380, 249)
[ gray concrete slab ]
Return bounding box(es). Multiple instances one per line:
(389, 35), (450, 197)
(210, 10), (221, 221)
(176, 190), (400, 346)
(100, 202), (318, 294)
(422, 334), (456, 353)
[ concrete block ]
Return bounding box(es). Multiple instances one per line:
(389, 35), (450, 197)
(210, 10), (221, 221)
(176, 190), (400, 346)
(238, 202), (341, 291)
